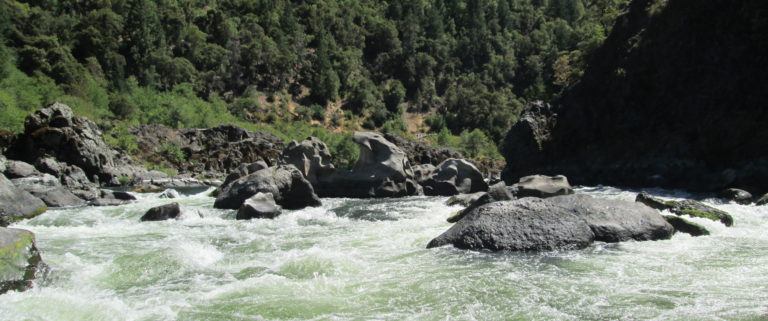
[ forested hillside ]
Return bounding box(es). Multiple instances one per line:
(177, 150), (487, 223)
(0, 0), (628, 155)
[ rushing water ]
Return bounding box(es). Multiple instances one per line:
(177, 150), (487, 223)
(1, 186), (767, 320)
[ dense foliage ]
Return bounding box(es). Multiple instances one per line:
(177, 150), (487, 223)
(0, 0), (628, 153)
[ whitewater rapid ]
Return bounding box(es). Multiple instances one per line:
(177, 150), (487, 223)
(1, 186), (766, 320)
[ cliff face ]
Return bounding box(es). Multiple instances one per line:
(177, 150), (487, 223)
(502, 0), (768, 192)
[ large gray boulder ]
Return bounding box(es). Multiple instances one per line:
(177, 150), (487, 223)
(214, 165), (321, 210)
(11, 173), (86, 208)
(221, 161), (268, 190)
(0, 227), (48, 294)
(34, 157), (91, 189)
(549, 194), (674, 242)
(428, 198), (596, 251)
(421, 158), (488, 196)
(140, 203), (192, 221)
(511, 175), (574, 198)
(280, 137), (335, 185)
(664, 216), (710, 237)
(0, 174), (47, 226)
(429, 194), (674, 252)
(236, 192), (282, 220)
(315, 132), (421, 198)
(447, 182), (515, 223)
(4, 160), (40, 179)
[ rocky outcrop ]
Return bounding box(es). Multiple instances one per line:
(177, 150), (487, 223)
(428, 198), (596, 251)
(130, 124), (283, 179)
(511, 175), (574, 198)
(0, 227), (48, 294)
(279, 137), (335, 186)
(429, 194), (673, 252)
(420, 159), (488, 196)
(12, 174), (85, 208)
(140, 203), (184, 221)
(315, 132), (421, 198)
(635, 192), (734, 226)
(6, 103), (130, 185)
(214, 165), (321, 210)
(0, 174), (47, 226)
(664, 216), (710, 237)
(501, 0), (768, 192)
(236, 192), (282, 220)
(383, 133), (463, 166)
(4, 160), (40, 179)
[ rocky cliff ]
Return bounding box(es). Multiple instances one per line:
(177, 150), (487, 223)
(502, 0), (768, 192)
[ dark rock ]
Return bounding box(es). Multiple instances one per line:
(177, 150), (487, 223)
(221, 161), (269, 189)
(4, 160), (40, 179)
(280, 137), (334, 185)
(501, 101), (556, 184)
(90, 198), (128, 207)
(10, 173), (86, 208)
(411, 164), (436, 184)
(447, 182), (515, 223)
(501, 1), (768, 193)
(140, 203), (184, 221)
(664, 216), (710, 237)
(512, 175), (574, 198)
(214, 165), (321, 210)
(236, 192), (282, 220)
(756, 193), (768, 206)
(719, 188), (752, 205)
(315, 132), (421, 198)
(101, 189), (137, 201)
(383, 133), (463, 166)
(549, 194), (674, 242)
(427, 198), (596, 251)
(34, 157), (91, 189)
(421, 158), (488, 196)
(634, 193), (733, 226)
(0, 174), (47, 226)
(0, 227), (48, 294)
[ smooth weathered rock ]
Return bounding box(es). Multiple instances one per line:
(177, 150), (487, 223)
(664, 215), (710, 237)
(90, 198), (128, 207)
(411, 164), (437, 184)
(719, 188), (753, 205)
(635, 193), (734, 226)
(221, 161), (269, 189)
(512, 175), (574, 198)
(280, 137), (334, 185)
(421, 159), (488, 196)
(549, 194), (674, 242)
(0, 174), (46, 226)
(4, 160), (40, 179)
(0, 227), (48, 294)
(214, 165), (321, 210)
(10, 173), (85, 207)
(447, 182), (515, 223)
(236, 192), (282, 220)
(159, 189), (182, 199)
(428, 198), (596, 251)
(35, 157), (91, 189)
(315, 132), (421, 198)
(141, 203), (184, 221)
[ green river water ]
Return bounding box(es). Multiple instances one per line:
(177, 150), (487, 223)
(1, 186), (767, 320)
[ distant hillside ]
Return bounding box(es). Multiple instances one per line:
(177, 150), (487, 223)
(0, 0), (629, 145)
(503, 0), (768, 192)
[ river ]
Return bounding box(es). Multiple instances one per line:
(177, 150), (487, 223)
(1, 186), (767, 320)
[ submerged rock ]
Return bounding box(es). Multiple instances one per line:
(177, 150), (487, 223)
(755, 193), (768, 206)
(214, 165), (321, 210)
(511, 175), (574, 198)
(420, 158), (488, 196)
(664, 216), (710, 237)
(159, 189), (182, 199)
(140, 203), (189, 221)
(428, 198), (596, 251)
(0, 174), (47, 226)
(236, 192), (282, 220)
(718, 188), (752, 205)
(635, 192), (734, 226)
(0, 227), (48, 294)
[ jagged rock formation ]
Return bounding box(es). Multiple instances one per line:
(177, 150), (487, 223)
(502, 0), (768, 192)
